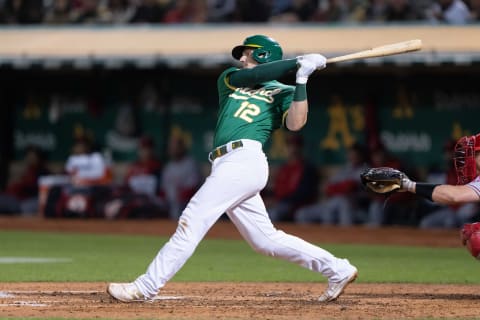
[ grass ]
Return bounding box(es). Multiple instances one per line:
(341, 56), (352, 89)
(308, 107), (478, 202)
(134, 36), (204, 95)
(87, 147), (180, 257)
(0, 230), (479, 284)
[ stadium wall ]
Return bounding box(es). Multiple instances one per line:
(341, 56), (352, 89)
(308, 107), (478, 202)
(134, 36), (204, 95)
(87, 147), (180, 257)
(1, 25), (480, 186)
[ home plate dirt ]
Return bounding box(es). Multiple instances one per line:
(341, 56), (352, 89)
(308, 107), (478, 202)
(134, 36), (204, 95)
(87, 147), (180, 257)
(1, 282), (479, 319)
(1, 217), (479, 319)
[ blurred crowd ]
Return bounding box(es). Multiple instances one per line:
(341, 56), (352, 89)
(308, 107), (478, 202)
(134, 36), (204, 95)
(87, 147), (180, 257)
(1, 128), (478, 229)
(263, 132), (480, 229)
(0, 0), (479, 25)
(0, 132), (202, 220)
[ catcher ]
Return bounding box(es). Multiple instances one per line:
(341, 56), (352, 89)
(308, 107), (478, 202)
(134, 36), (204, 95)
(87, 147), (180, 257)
(360, 133), (480, 259)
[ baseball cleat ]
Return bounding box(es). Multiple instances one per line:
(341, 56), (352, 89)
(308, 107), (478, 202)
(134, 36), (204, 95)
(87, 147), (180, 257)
(318, 267), (358, 302)
(107, 282), (145, 302)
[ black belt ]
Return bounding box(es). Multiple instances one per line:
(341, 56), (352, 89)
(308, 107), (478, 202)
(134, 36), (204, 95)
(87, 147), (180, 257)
(208, 140), (243, 162)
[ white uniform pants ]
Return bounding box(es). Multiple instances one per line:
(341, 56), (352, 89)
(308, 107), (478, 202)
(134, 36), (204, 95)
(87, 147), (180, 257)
(134, 139), (354, 298)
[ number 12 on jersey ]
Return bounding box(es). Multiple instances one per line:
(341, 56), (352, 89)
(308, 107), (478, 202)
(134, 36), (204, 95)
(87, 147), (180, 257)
(234, 101), (260, 123)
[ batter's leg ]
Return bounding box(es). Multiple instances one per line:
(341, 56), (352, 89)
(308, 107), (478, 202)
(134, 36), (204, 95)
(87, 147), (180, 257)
(227, 193), (356, 283)
(132, 148), (269, 299)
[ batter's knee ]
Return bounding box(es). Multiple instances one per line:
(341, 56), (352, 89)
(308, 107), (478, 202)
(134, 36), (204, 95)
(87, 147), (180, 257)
(249, 230), (286, 257)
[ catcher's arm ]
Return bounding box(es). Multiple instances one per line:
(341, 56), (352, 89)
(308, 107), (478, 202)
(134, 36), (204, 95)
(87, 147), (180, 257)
(360, 167), (438, 201)
(428, 184), (479, 205)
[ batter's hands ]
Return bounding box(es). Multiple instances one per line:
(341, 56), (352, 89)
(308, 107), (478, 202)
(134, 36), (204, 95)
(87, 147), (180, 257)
(296, 54), (327, 84)
(300, 54), (327, 70)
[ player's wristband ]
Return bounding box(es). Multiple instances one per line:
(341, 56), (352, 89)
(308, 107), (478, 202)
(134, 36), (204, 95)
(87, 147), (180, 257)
(415, 183), (439, 202)
(293, 84), (307, 101)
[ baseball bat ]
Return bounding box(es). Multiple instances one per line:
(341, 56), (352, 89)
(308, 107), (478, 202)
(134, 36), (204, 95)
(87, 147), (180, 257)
(325, 39), (422, 64)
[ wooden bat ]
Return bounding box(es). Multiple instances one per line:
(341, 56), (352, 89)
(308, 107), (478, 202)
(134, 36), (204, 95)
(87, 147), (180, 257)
(325, 39), (422, 64)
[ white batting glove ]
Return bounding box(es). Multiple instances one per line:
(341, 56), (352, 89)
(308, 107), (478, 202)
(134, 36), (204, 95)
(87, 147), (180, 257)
(296, 58), (316, 84)
(300, 53), (327, 70)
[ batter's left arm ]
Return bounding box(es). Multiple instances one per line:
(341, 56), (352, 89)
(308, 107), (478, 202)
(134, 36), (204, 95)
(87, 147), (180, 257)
(286, 54), (327, 131)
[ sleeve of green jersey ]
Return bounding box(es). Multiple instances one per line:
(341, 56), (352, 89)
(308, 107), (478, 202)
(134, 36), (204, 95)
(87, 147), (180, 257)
(217, 67), (239, 103)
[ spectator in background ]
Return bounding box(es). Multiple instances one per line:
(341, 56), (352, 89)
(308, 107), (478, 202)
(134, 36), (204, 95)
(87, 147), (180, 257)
(124, 135), (162, 197)
(234, 0), (271, 22)
(312, 0), (349, 22)
(206, 0), (236, 22)
(96, 0), (136, 24)
(99, 135), (165, 220)
(0, 0), (6, 23)
(43, 0), (72, 24)
(419, 139), (478, 228)
(160, 134), (202, 220)
(42, 137), (113, 218)
(69, 0), (99, 23)
(312, 0), (367, 23)
(425, 0), (471, 24)
(364, 0), (422, 23)
(363, 143), (403, 226)
(385, 0), (420, 21)
(3, 0), (43, 24)
(269, 0), (318, 22)
(0, 145), (50, 215)
(469, 0), (480, 21)
(129, 0), (169, 23)
(294, 143), (368, 226)
(364, 143), (421, 227)
(162, 0), (207, 23)
(66, 137), (113, 187)
(267, 132), (319, 222)
(365, 0), (388, 22)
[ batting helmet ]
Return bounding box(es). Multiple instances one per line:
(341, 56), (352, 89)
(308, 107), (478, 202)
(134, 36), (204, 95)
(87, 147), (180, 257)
(232, 35), (283, 64)
(453, 133), (480, 184)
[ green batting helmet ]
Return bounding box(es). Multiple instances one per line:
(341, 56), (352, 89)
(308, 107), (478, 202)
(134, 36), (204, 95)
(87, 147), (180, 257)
(232, 35), (283, 64)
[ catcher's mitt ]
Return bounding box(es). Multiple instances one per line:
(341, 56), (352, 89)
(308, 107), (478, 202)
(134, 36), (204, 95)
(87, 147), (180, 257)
(360, 167), (406, 194)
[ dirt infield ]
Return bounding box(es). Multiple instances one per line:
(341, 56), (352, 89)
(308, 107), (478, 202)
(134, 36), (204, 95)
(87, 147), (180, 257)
(1, 216), (478, 319)
(1, 282), (479, 319)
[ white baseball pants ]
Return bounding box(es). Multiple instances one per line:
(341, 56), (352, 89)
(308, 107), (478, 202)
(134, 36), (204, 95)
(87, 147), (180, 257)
(134, 139), (355, 298)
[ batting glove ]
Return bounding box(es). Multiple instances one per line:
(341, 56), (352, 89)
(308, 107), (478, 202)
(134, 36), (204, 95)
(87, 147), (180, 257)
(296, 58), (317, 84)
(300, 54), (327, 70)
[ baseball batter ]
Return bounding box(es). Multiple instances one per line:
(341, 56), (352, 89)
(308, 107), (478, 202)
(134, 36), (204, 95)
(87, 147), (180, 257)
(108, 35), (358, 303)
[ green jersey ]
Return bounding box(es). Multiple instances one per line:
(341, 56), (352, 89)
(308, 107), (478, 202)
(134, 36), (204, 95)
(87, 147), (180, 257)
(213, 67), (295, 148)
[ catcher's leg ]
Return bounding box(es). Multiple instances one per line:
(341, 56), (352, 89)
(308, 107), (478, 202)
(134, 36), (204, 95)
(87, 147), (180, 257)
(227, 195), (357, 291)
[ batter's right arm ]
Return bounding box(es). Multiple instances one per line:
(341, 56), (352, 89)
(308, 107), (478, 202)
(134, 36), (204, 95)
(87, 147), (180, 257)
(286, 54), (327, 131)
(229, 59), (297, 87)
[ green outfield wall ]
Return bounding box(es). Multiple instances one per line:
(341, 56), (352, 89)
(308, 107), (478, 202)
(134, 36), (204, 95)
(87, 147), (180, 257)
(7, 67), (480, 170)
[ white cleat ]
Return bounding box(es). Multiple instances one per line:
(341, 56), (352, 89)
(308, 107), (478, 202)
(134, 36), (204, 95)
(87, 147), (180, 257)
(107, 282), (145, 302)
(318, 267), (358, 302)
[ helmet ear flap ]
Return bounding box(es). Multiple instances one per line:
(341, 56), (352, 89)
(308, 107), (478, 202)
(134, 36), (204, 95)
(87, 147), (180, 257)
(252, 48), (271, 64)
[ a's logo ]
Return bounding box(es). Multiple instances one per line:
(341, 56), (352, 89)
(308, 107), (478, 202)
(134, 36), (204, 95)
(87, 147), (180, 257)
(229, 87), (282, 103)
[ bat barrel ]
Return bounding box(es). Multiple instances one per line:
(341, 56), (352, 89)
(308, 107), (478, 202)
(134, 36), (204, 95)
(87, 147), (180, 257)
(325, 39), (422, 64)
